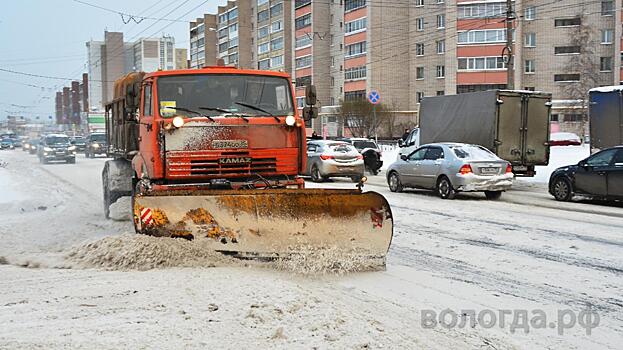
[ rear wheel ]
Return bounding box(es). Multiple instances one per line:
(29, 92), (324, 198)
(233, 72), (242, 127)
(102, 163), (123, 219)
(484, 191), (502, 200)
(388, 172), (403, 193)
(552, 177), (573, 202)
(437, 176), (456, 200)
(311, 165), (324, 183)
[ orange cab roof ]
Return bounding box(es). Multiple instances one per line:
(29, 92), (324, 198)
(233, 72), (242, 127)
(144, 67), (291, 80)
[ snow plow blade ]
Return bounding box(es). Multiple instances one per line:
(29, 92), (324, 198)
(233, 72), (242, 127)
(133, 189), (393, 266)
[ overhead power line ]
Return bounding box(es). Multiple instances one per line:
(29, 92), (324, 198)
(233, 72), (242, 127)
(71, 0), (189, 23)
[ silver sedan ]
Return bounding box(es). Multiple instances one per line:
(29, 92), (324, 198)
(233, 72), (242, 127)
(304, 140), (364, 182)
(386, 143), (514, 199)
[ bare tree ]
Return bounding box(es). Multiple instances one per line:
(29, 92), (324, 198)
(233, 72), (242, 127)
(563, 11), (599, 110)
(338, 99), (388, 138)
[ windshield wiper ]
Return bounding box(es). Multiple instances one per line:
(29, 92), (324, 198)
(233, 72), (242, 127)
(199, 106), (249, 122)
(170, 106), (215, 122)
(234, 102), (280, 122)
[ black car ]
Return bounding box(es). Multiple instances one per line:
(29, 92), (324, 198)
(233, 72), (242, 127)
(339, 138), (383, 175)
(71, 136), (87, 152)
(37, 134), (76, 164)
(549, 146), (623, 201)
(85, 133), (107, 158)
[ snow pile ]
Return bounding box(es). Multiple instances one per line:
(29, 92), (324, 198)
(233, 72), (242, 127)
(273, 246), (384, 275)
(108, 196), (132, 221)
(524, 145), (590, 183)
(67, 234), (240, 270)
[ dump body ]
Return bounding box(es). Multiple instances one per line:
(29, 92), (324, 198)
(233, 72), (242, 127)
(589, 86), (623, 152)
(419, 90), (551, 176)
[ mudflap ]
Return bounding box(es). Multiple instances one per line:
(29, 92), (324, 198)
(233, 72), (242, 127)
(133, 189), (393, 266)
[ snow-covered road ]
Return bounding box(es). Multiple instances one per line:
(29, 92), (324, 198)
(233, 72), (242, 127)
(1, 149), (622, 349)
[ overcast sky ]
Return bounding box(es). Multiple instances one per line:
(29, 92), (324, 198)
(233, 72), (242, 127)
(0, 0), (226, 121)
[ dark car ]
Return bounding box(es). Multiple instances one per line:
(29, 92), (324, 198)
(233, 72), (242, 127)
(37, 134), (76, 164)
(71, 136), (87, 152)
(549, 146), (623, 201)
(85, 133), (107, 158)
(340, 138), (383, 175)
(0, 138), (14, 150)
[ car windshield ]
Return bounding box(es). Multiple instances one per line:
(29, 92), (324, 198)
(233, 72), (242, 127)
(91, 134), (106, 142)
(352, 141), (378, 150)
(46, 136), (69, 144)
(451, 145), (498, 160)
(157, 74), (294, 118)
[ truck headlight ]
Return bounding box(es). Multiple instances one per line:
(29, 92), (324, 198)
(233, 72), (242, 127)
(285, 115), (296, 126)
(172, 116), (185, 128)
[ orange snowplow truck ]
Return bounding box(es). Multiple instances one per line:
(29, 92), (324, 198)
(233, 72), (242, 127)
(103, 66), (392, 266)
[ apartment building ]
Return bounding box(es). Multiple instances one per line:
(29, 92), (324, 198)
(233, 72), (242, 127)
(133, 36), (176, 72)
(254, 0), (293, 73)
(215, 1), (254, 68)
(190, 14), (218, 68)
(175, 48), (189, 69)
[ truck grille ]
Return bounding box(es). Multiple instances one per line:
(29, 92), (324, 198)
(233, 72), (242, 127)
(166, 149), (297, 178)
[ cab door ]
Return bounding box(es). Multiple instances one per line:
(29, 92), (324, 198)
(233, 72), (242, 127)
(606, 149), (623, 198)
(575, 149), (617, 196)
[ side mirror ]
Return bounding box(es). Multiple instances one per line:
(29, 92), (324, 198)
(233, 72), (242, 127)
(400, 154), (408, 161)
(305, 85), (317, 106)
(125, 82), (140, 111)
(578, 160), (587, 168)
(398, 139), (404, 147)
(302, 106), (318, 121)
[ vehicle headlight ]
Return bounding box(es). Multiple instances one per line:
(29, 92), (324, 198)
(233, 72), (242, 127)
(172, 116), (185, 128)
(92, 143), (100, 148)
(285, 115), (296, 126)
(68, 146), (76, 151)
(43, 147), (53, 152)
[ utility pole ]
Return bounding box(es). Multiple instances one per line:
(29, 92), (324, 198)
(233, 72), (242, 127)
(505, 0), (515, 90)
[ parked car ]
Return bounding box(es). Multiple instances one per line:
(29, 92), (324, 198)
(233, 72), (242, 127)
(37, 134), (76, 164)
(304, 140), (364, 182)
(387, 143), (514, 200)
(70, 136), (87, 152)
(549, 132), (582, 146)
(0, 138), (14, 150)
(340, 138), (383, 175)
(84, 133), (107, 158)
(549, 146), (623, 201)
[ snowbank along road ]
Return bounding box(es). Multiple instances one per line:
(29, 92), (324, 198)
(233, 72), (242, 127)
(1, 149), (622, 349)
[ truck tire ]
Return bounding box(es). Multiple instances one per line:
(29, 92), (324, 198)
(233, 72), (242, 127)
(484, 191), (502, 200)
(437, 176), (456, 200)
(102, 159), (133, 219)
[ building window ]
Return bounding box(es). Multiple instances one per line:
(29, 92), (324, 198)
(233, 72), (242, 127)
(258, 42), (269, 54)
(344, 66), (366, 80)
(295, 75), (312, 87)
(524, 59), (535, 73)
(600, 57), (613, 71)
(258, 26), (269, 39)
(345, 41), (367, 57)
(436, 40), (445, 54)
(229, 53), (238, 64)
(228, 8), (238, 20)
(457, 84), (507, 93)
(218, 28), (228, 39)
(436, 90), (445, 96)
(258, 0), (269, 5)
(436, 65), (445, 78)
(415, 0), (424, 6)
(295, 35), (312, 48)
(416, 66), (424, 79)
(295, 0), (311, 9)
(344, 90), (366, 101)
(295, 14), (312, 29)
(524, 33), (536, 47)
(271, 20), (283, 33)
(524, 6), (536, 20)
(219, 42), (229, 52)
(524, 87), (535, 91)
(458, 57), (508, 70)
(416, 92), (424, 102)
(270, 3), (283, 16)
(601, 1), (614, 16)
(257, 10), (269, 23)
(437, 15), (446, 29)
(271, 55), (283, 68)
(416, 43), (424, 56)
(258, 59), (270, 70)
(295, 55), (312, 69)
(270, 37), (284, 50)
(345, 0), (366, 12)
(345, 17), (367, 34)
(554, 46), (580, 55)
(458, 29), (507, 44)
(229, 37), (238, 48)
(416, 17), (424, 31)
(554, 74), (580, 82)
(601, 29), (613, 44)
(555, 18), (581, 27)
(458, 3), (507, 19)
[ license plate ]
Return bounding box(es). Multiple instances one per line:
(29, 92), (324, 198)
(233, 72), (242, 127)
(513, 165), (528, 171)
(480, 167), (498, 174)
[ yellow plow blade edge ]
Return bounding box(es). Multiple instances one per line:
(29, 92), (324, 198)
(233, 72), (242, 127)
(134, 189), (393, 263)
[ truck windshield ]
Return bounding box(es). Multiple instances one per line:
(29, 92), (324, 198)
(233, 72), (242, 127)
(157, 74), (294, 118)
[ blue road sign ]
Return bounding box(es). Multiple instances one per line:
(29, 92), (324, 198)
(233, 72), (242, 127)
(368, 90), (381, 105)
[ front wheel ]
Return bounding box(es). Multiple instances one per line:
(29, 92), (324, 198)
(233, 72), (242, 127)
(484, 191), (502, 200)
(552, 177), (573, 201)
(437, 176), (456, 200)
(388, 172), (403, 193)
